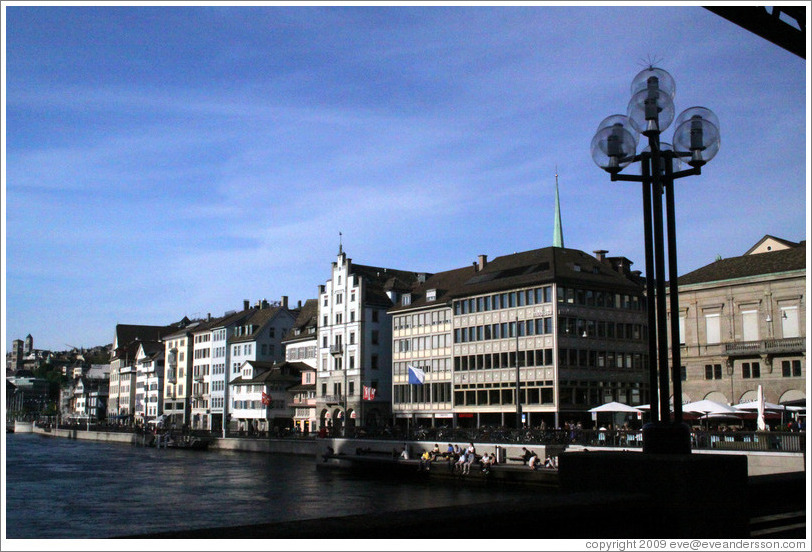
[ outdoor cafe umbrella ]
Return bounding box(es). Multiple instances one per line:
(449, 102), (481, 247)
(588, 401), (642, 413)
(682, 399), (741, 430)
(588, 402), (642, 431)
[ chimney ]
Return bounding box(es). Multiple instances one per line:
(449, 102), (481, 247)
(478, 254), (488, 271)
(281, 296), (289, 309)
(243, 300), (250, 311)
(207, 313), (211, 321)
(297, 300), (302, 308)
(473, 262), (479, 272)
(594, 250), (608, 263)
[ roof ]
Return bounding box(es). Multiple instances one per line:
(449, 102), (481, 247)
(678, 243), (806, 286)
(230, 361), (305, 385)
(282, 298), (319, 342)
(390, 246), (642, 312)
(229, 306), (289, 344)
(347, 262), (427, 307)
(287, 382), (316, 392)
(389, 265), (478, 313)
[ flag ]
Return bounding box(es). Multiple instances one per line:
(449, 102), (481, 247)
(261, 391), (271, 406)
(408, 365), (425, 385)
(363, 386), (377, 401)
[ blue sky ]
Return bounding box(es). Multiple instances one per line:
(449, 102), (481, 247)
(3, 3), (808, 352)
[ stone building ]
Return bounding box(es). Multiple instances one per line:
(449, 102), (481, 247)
(669, 235), (806, 410)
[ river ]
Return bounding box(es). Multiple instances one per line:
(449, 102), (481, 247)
(4, 433), (544, 539)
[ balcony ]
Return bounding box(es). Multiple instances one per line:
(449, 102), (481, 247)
(329, 344), (343, 356)
(723, 337), (805, 357)
(322, 395), (344, 405)
(193, 372), (205, 382)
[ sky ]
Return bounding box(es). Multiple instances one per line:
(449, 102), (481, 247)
(2, 2), (809, 353)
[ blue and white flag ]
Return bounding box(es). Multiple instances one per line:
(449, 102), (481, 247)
(407, 365), (425, 385)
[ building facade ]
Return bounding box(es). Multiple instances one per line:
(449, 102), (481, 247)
(316, 248), (422, 433)
(282, 298), (319, 432)
(670, 236), (806, 412)
(225, 299), (297, 432)
(390, 247), (649, 429)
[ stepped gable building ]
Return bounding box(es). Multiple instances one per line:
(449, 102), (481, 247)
(390, 246), (648, 429)
(316, 247), (425, 433)
(281, 298), (319, 432)
(669, 235), (806, 411)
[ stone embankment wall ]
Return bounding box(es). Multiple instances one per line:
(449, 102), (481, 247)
(28, 427), (804, 475)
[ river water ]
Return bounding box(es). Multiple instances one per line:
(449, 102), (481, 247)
(4, 433), (544, 539)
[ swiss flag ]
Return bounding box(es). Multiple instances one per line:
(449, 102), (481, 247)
(261, 391), (271, 406)
(363, 386), (376, 401)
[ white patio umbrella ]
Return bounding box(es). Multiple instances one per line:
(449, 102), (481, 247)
(588, 401), (642, 413)
(682, 399), (739, 415)
(682, 399), (741, 430)
(589, 402), (643, 431)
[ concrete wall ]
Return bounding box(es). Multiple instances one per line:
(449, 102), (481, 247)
(33, 426), (138, 444)
(565, 443), (805, 476)
(210, 438), (316, 456)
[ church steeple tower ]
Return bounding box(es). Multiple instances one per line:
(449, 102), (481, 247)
(553, 169), (564, 248)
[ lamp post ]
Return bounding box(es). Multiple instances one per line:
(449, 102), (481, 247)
(591, 67), (720, 454)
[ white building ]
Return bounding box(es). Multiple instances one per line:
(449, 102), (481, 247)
(229, 360), (303, 434)
(226, 298), (297, 433)
(316, 247), (423, 434)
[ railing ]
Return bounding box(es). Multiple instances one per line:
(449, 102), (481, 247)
(329, 344), (343, 356)
(322, 395), (344, 404)
(724, 337), (806, 356)
(347, 426), (806, 453)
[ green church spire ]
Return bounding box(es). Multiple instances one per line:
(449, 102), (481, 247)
(553, 169), (564, 248)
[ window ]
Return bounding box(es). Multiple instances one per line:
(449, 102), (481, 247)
(371, 330), (379, 345)
(336, 313), (343, 324)
(350, 311), (356, 322)
(705, 364), (723, 380)
(372, 310), (379, 323)
(705, 313), (721, 344)
(678, 316), (685, 345)
(371, 355), (379, 370)
(782, 360), (802, 378)
(349, 382), (354, 396)
(781, 307), (800, 338)
(741, 310), (758, 341)
(336, 293), (343, 304)
(742, 362), (760, 379)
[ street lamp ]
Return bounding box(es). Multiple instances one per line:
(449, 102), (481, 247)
(591, 67), (720, 454)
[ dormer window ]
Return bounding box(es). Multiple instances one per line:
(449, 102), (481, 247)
(402, 294), (412, 306)
(426, 289), (437, 302)
(573, 264), (581, 272)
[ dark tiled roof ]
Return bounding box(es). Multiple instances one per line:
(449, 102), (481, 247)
(229, 307), (288, 344)
(231, 361), (304, 386)
(349, 263), (427, 307)
(288, 382), (316, 392)
(678, 243), (806, 286)
(391, 247), (642, 311)
(389, 265), (478, 313)
(282, 299), (319, 342)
